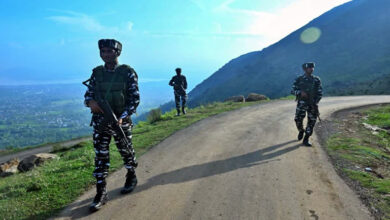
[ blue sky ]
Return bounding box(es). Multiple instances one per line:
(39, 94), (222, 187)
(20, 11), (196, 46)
(0, 0), (349, 88)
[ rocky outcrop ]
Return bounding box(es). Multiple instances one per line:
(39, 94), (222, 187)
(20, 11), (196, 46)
(18, 153), (58, 172)
(224, 95), (245, 103)
(0, 158), (20, 177)
(246, 93), (269, 102)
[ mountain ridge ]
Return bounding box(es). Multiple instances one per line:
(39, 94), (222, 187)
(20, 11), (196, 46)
(187, 0), (390, 106)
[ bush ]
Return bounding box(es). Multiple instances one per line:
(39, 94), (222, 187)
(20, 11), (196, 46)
(160, 109), (175, 121)
(147, 108), (162, 124)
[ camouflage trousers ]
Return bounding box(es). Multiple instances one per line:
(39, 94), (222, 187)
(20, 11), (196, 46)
(294, 100), (319, 136)
(91, 114), (137, 186)
(174, 90), (187, 110)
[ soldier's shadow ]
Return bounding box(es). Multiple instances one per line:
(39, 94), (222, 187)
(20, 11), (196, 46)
(62, 140), (300, 219)
(133, 140), (299, 194)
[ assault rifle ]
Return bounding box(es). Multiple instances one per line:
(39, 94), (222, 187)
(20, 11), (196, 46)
(313, 103), (322, 122)
(82, 78), (130, 147)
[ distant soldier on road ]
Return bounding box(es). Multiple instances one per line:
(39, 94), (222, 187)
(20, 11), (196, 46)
(83, 39), (139, 212)
(169, 68), (188, 116)
(291, 62), (322, 146)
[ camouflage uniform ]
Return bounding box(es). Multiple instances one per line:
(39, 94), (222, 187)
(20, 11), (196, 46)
(84, 64), (139, 188)
(291, 74), (322, 137)
(169, 75), (188, 111)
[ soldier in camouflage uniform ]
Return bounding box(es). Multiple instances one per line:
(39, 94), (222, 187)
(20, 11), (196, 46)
(169, 68), (188, 116)
(291, 62), (322, 146)
(84, 39), (140, 212)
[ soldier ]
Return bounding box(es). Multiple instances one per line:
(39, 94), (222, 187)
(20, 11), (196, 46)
(84, 39), (140, 212)
(169, 68), (188, 116)
(291, 62), (322, 146)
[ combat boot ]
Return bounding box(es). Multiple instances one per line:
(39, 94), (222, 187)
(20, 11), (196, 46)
(176, 108), (181, 116)
(121, 171), (138, 194)
(297, 131), (304, 141)
(302, 135), (312, 147)
(89, 182), (108, 212)
(182, 107), (186, 115)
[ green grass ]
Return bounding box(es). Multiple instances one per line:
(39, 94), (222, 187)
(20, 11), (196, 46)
(0, 100), (266, 220)
(327, 136), (390, 166)
(278, 95), (296, 100)
(365, 106), (390, 128)
(344, 169), (390, 194)
(326, 105), (390, 219)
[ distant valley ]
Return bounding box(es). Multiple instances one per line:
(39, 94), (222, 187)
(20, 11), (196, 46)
(0, 81), (172, 149)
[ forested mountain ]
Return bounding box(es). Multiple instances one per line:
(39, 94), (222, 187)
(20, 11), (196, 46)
(187, 0), (390, 106)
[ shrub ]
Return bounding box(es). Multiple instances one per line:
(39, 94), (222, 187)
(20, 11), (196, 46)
(160, 110), (175, 121)
(147, 108), (162, 124)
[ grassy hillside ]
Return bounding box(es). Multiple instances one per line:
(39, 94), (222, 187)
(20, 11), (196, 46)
(188, 0), (390, 106)
(0, 100), (266, 220)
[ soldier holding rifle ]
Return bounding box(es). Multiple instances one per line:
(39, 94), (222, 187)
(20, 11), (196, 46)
(291, 62), (322, 146)
(169, 68), (188, 116)
(83, 39), (139, 212)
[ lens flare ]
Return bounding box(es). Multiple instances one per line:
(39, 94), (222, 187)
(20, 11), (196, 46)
(300, 27), (322, 44)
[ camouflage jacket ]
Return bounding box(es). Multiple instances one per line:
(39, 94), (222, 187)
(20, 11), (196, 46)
(84, 64), (140, 119)
(169, 75), (187, 92)
(291, 74), (322, 104)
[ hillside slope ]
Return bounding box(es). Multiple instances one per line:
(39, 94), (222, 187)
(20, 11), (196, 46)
(188, 0), (390, 106)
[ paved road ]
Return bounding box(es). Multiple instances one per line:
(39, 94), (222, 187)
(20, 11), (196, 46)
(55, 96), (390, 220)
(0, 137), (90, 164)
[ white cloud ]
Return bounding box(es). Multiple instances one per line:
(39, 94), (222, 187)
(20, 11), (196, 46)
(47, 11), (134, 35)
(47, 12), (105, 32)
